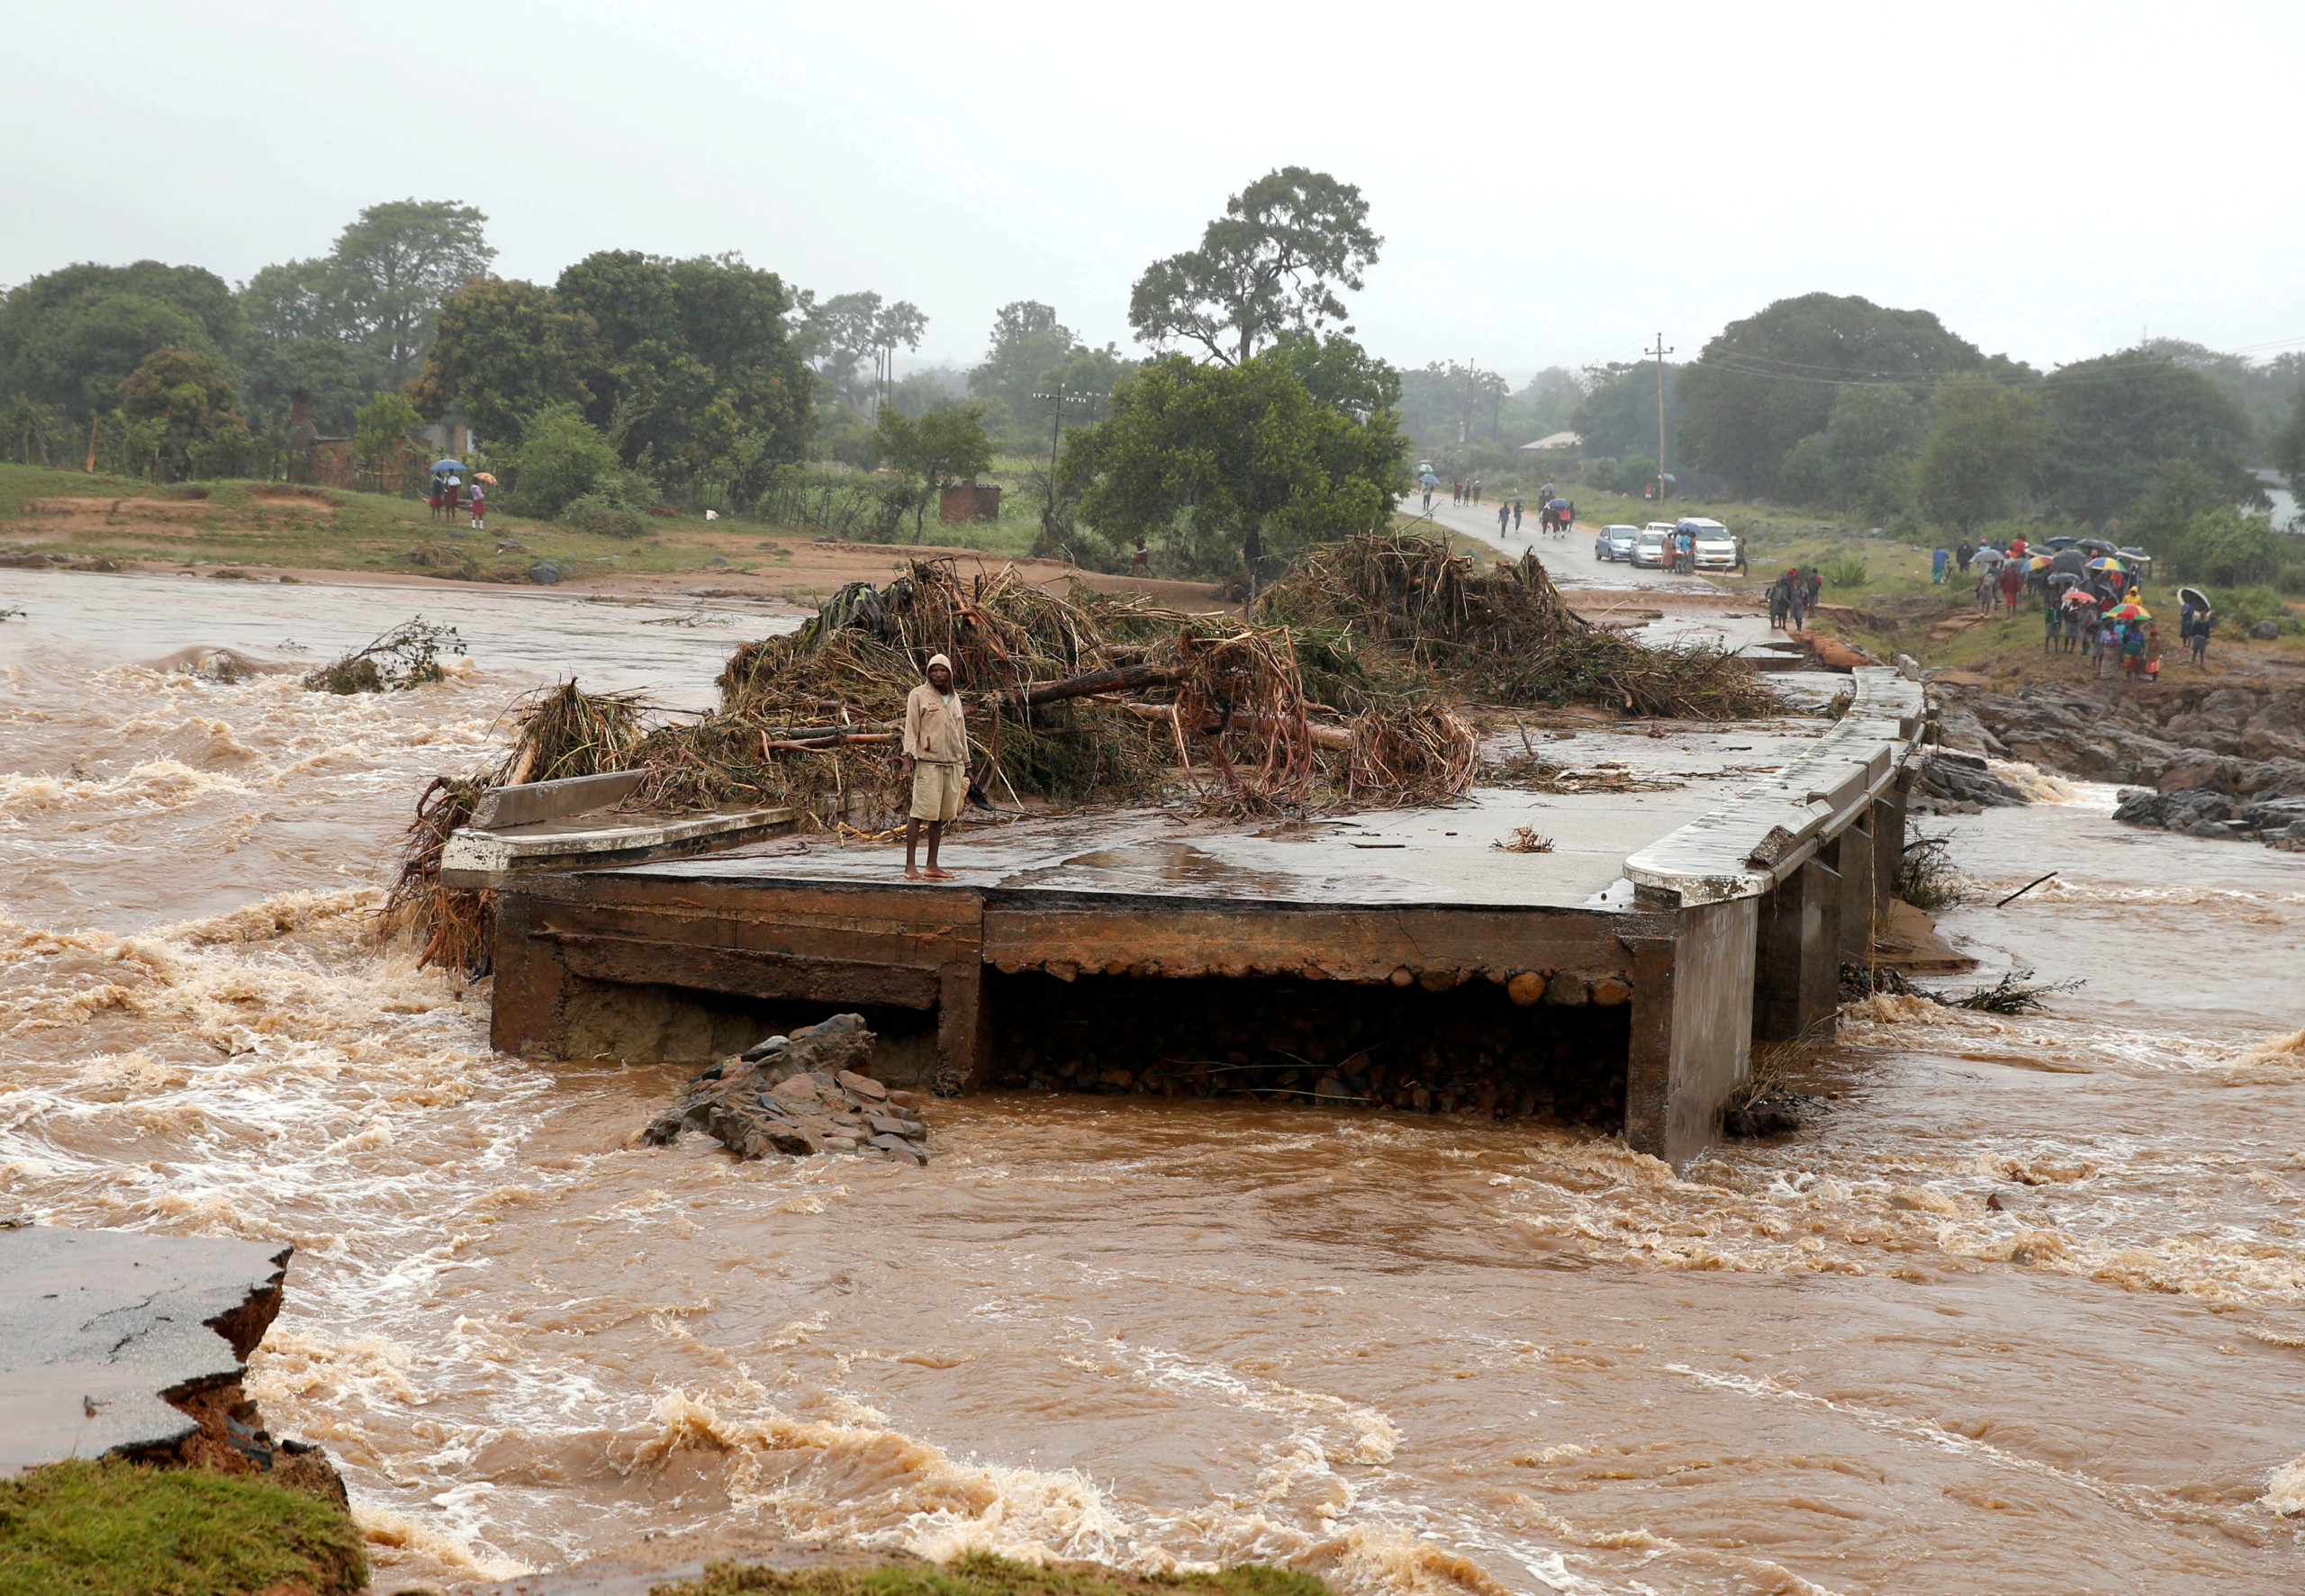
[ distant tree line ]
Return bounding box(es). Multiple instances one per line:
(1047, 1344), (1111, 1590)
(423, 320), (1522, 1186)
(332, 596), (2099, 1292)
(1402, 292), (2305, 590)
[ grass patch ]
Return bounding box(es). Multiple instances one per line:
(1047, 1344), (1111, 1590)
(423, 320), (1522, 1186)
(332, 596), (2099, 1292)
(0, 1458), (366, 1596)
(0, 461), (1056, 582)
(654, 1552), (1332, 1596)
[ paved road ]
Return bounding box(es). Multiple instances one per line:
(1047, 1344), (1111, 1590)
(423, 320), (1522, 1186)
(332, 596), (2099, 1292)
(1398, 493), (1724, 594)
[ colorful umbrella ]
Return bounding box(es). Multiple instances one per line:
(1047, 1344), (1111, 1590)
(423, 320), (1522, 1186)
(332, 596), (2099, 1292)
(2106, 602), (2149, 620)
(2028, 555), (2054, 569)
(474, 472), (498, 484)
(2062, 588), (2102, 607)
(2085, 556), (2125, 573)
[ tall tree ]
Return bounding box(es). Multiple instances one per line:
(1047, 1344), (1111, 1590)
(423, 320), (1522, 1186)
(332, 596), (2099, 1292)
(872, 402), (994, 540)
(1062, 351), (1406, 576)
(1914, 376), (2048, 537)
(1128, 167), (1381, 365)
(800, 289), (926, 412)
(1776, 384), (1928, 516)
(2273, 384), (2305, 503)
(406, 278), (599, 446)
(967, 301), (1134, 436)
(1571, 360), (1682, 463)
(119, 345), (248, 475)
(2038, 349), (2258, 525)
(328, 200), (495, 387)
(1676, 293), (2003, 496)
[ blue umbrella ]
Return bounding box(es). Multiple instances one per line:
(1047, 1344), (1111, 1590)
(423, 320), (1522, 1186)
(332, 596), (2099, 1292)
(430, 459), (465, 473)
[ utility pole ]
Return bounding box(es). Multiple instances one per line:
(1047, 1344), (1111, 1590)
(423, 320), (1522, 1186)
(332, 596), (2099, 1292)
(1031, 383), (1096, 539)
(1647, 333), (1673, 504)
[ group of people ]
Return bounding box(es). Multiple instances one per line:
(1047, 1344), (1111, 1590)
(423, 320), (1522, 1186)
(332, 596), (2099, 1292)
(429, 469), (487, 531)
(1496, 499), (1523, 537)
(1765, 567), (1824, 630)
(1452, 480), (1485, 506)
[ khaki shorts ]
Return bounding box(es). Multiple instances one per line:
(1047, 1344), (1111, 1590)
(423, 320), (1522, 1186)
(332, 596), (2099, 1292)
(909, 761), (965, 823)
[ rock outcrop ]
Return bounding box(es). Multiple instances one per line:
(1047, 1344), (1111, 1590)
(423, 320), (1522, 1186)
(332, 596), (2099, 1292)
(1912, 748), (2029, 812)
(639, 1012), (931, 1164)
(1935, 679), (2305, 845)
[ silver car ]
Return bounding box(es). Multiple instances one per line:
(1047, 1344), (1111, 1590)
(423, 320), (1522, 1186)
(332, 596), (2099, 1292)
(1595, 524), (1638, 562)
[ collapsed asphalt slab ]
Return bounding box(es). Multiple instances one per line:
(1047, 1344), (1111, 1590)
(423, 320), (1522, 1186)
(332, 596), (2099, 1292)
(0, 1225), (319, 1482)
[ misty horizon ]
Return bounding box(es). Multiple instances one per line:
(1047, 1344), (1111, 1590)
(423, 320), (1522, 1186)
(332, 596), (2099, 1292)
(8, 1), (2303, 383)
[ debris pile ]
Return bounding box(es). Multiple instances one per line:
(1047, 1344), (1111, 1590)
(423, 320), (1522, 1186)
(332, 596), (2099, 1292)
(301, 618), (465, 694)
(1257, 530), (1776, 719)
(638, 1013), (929, 1163)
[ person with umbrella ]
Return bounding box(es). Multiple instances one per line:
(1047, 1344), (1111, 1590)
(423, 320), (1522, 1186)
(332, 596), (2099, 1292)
(469, 471), (495, 531)
(2111, 601), (2150, 678)
(1417, 470), (1438, 513)
(430, 458), (465, 522)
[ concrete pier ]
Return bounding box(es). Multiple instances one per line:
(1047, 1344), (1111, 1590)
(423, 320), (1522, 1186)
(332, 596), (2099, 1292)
(486, 669), (1927, 1167)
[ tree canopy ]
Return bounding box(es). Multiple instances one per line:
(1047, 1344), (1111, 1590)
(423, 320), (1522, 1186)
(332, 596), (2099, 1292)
(1570, 361), (1680, 463)
(1676, 293), (2005, 496)
(236, 200), (493, 431)
(1128, 168), (1381, 365)
(1061, 351), (1406, 577)
(0, 261), (239, 424)
(873, 402), (995, 539)
(411, 252), (814, 504)
(1913, 376), (2049, 537)
(2038, 349), (2258, 526)
(119, 345), (247, 473)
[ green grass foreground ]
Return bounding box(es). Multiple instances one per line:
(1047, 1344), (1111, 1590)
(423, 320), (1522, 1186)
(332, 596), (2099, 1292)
(654, 1553), (1333, 1596)
(0, 1459), (366, 1596)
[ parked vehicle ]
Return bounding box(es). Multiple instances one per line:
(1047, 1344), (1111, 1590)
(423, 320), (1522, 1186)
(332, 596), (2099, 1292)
(1680, 517), (1737, 571)
(1595, 524), (1639, 562)
(1632, 527), (1670, 569)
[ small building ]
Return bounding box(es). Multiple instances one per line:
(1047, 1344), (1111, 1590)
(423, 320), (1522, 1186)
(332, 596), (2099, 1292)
(939, 482), (1002, 524)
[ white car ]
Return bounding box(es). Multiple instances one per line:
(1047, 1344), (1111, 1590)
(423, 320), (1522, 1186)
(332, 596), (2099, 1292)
(1632, 527), (1669, 569)
(1681, 518), (1738, 571)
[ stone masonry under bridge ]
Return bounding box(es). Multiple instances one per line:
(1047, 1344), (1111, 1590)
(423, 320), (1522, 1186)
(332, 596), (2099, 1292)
(483, 670), (1928, 1168)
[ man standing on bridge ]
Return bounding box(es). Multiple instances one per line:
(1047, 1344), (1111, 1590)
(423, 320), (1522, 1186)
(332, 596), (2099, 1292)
(901, 653), (968, 881)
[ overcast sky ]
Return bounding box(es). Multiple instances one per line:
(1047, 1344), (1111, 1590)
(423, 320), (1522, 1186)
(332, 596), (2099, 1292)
(9, 0), (2303, 382)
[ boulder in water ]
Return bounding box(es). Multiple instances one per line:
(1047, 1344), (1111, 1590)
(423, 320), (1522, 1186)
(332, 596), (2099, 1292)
(637, 1013), (929, 1163)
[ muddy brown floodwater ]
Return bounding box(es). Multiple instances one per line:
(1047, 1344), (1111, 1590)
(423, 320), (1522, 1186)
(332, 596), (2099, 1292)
(3, 571), (2303, 1594)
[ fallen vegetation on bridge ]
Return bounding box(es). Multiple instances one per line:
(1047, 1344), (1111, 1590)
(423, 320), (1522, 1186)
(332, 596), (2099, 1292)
(387, 534), (1777, 969)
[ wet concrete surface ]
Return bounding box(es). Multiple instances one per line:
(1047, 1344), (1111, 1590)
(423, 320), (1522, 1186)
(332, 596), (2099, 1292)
(650, 715), (1847, 908)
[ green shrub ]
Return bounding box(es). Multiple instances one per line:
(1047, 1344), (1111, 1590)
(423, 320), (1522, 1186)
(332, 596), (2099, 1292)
(1820, 555), (1869, 588)
(560, 491), (650, 539)
(2211, 584), (2305, 636)
(508, 402), (620, 517)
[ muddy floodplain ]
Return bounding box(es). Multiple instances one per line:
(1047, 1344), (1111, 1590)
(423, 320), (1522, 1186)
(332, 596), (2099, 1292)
(1, 572), (2303, 1594)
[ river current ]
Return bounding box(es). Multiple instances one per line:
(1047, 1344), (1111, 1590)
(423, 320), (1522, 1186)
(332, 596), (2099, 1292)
(2, 570), (2301, 1594)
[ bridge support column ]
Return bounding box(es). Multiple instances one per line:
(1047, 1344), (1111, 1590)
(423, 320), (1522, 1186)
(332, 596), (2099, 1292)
(1752, 853), (1841, 1046)
(1835, 807), (1875, 968)
(1625, 897), (1757, 1168)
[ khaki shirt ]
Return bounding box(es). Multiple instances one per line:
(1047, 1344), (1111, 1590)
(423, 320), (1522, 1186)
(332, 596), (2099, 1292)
(902, 682), (968, 763)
